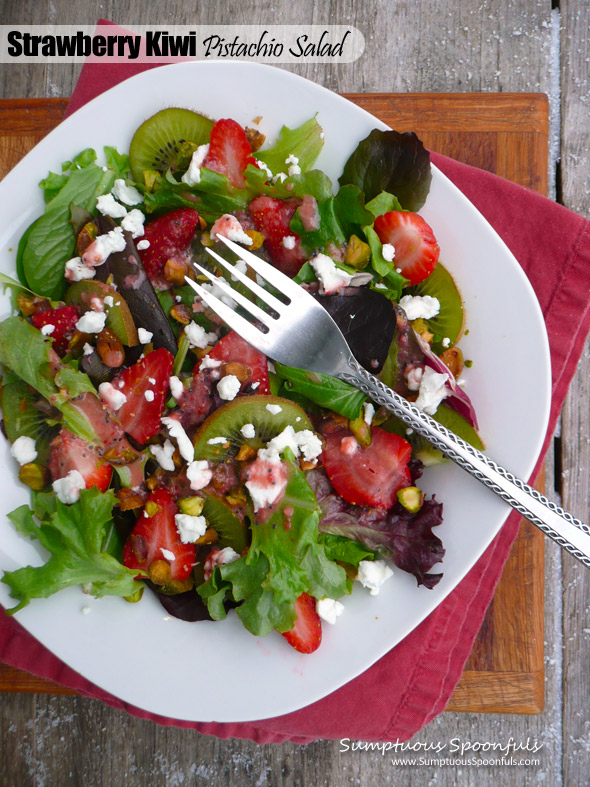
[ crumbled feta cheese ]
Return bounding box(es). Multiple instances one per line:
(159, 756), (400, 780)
(285, 153), (299, 165)
(185, 322), (217, 349)
(181, 143), (210, 186)
(52, 469), (86, 505)
(137, 239), (150, 250)
(375, 282), (387, 290)
(207, 436), (229, 445)
(250, 381), (260, 390)
(112, 178), (143, 206)
(399, 295), (440, 321)
(169, 375), (184, 400)
(357, 560), (394, 595)
(137, 327), (153, 344)
(144, 390), (155, 402)
(147, 377), (156, 385)
(405, 365), (424, 392)
(162, 417), (194, 462)
(103, 295), (114, 308)
(150, 440), (175, 471)
(258, 425), (323, 464)
(40, 324), (55, 336)
(98, 381), (127, 411)
(64, 256), (95, 282)
(414, 367), (449, 415)
(217, 546), (240, 564)
(340, 435), (359, 456)
(175, 513), (207, 544)
(217, 374), (241, 401)
(76, 310), (107, 334)
(316, 597), (344, 625)
(199, 356), (223, 371)
(82, 227), (126, 267)
(273, 172), (287, 184)
(186, 459), (212, 491)
(245, 456), (289, 511)
(240, 423), (256, 439)
(266, 403), (282, 415)
(382, 243), (395, 262)
(442, 337), (451, 348)
(10, 435), (38, 465)
(363, 402), (375, 426)
(160, 548), (176, 562)
(210, 214), (253, 246)
(396, 267), (402, 273)
(83, 342), (94, 356)
(310, 253), (352, 295)
(121, 208), (145, 238)
(90, 296), (104, 312)
(256, 159), (273, 180)
(406, 427), (414, 435)
(285, 154), (301, 175)
(282, 235), (296, 250)
(96, 193), (127, 219)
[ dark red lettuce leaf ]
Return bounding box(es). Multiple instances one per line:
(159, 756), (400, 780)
(308, 469), (444, 588)
(157, 588), (213, 622)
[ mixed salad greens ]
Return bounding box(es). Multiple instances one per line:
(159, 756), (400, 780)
(0, 106), (483, 654)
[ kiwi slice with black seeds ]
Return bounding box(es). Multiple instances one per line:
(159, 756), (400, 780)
(201, 493), (249, 554)
(1, 378), (59, 463)
(408, 263), (464, 354)
(129, 108), (214, 183)
(193, 395), (313, 463)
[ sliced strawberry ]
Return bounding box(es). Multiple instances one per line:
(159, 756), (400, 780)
(136, 208), (200, 290)
(203, 118), (256, 189)
(373, 211), (440, 286)
(108, 348), (174, 444)
(281, 593), (322, 654)
(320, 423), (412, 509)
(48, 428), (112, 492)
(31, 305), (80, 356)
(249, 195), (307, 277)
(202, 330), (270, 395)
(123, 489), (196, 582)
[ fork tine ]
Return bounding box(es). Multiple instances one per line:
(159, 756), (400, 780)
(184, 277), (274, 354)
(204, 246), (286, 314)
(214, 234), (307, 303)
(192, 261), (275, 328)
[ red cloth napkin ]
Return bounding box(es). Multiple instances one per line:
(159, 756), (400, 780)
(2, 45), (590, 744)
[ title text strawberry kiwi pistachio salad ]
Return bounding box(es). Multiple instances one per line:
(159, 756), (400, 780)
(0, 106), (483, 654)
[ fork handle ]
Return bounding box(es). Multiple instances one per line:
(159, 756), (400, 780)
(339, 358), (590, 568)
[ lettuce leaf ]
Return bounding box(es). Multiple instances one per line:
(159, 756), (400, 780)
(275, 363), (366, 419)
(2, 488), (140, 613)
(256, 117), (324, 176)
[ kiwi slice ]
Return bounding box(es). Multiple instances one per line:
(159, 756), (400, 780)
(65, 280), (138, 346)
(409, 263), (464, 354)
(193, 395), (313, 462)
(1, 378), (58, 463)
(129, 108), (214, 183)
(202, 493), (249, 554)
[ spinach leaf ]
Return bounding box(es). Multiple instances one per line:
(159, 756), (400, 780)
(275, 363), (366, 419)
(339, 129), (432, 211)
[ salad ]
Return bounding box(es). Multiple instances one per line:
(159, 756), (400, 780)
(0, 107), (483, 655)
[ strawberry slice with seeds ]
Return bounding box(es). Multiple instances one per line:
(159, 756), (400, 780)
(31, 305), (80, 356)
(203, 330), (270, 395)
(373, 210), (440, 286)
(136, 208), (200, 290)
(108, 348), (174, 444)
(249, 195), (306, 277)
(123, 489), (196, 583)
(320, 423), (412, 509)
(281, 593), (322, 654)
(203, 118), (256, 189)
(48, 428), (113, 492)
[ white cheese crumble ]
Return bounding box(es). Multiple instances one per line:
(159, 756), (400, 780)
(240, 423), (256, 439)
(98, 381), (127, 411)
(442, 337), (451, 348)
(150, 440), (175, 472)
(52, 469), (86, 505)
(382, 243), (396, 262)
(137, 327), (153, 344)
(273, 172), (287, 184)
(207, 436), (229, 445)
(256, 159), (273, 180)
(181, 143), (210, 186)
(76, 310), (107, 334)
(257, 425), (323, 465)
(64, 257), (95, 282)
(316, 597), (344, 625)
(285, 153), (301, 176)
(186, 459), (213, 491)
(144, 390), (155, 402)
(414, 367), (449, 415)
(357, 560), (394, 595)
(96, 193), (127, 219)
(217, 546), (240, 564)
(160, 548), (176, 562)
(363, 402), (375, 426)
(112, 178), (143, 206)
(199, 356), (223, 371)
(169, 375), (185, 400)
(103, 295), (114, 308)
(10, 435), (38, 465)
(83, 342), (94, 356)
(217, 374), (241, 401)
(137, 239), (150, 251)
(282, 235), (296, 250)
(399, 294), (440, 321)
(40, 324), (55, 336)
(161, 417), (194, 463)
(245, 467), (285, 511)
(82, 227), (126, 267)
(266, 403), (282, 415)
(121, 208), (145, 238)
(175, 513), (207, 544)
(405, 365), (424, 392)
(310, 253), (352, 295)
(185, 322), (217, 349)
(211, 214), (253, 246)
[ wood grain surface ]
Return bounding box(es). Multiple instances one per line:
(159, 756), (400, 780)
(0, 94), (547, 714)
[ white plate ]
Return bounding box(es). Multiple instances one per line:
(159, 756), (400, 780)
(0, 62), (551, 722)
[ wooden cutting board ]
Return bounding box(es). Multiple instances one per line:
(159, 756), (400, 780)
(0, 94), (547, 713)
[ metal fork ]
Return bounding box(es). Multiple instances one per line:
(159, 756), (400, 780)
(184, 234), (590, 568)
